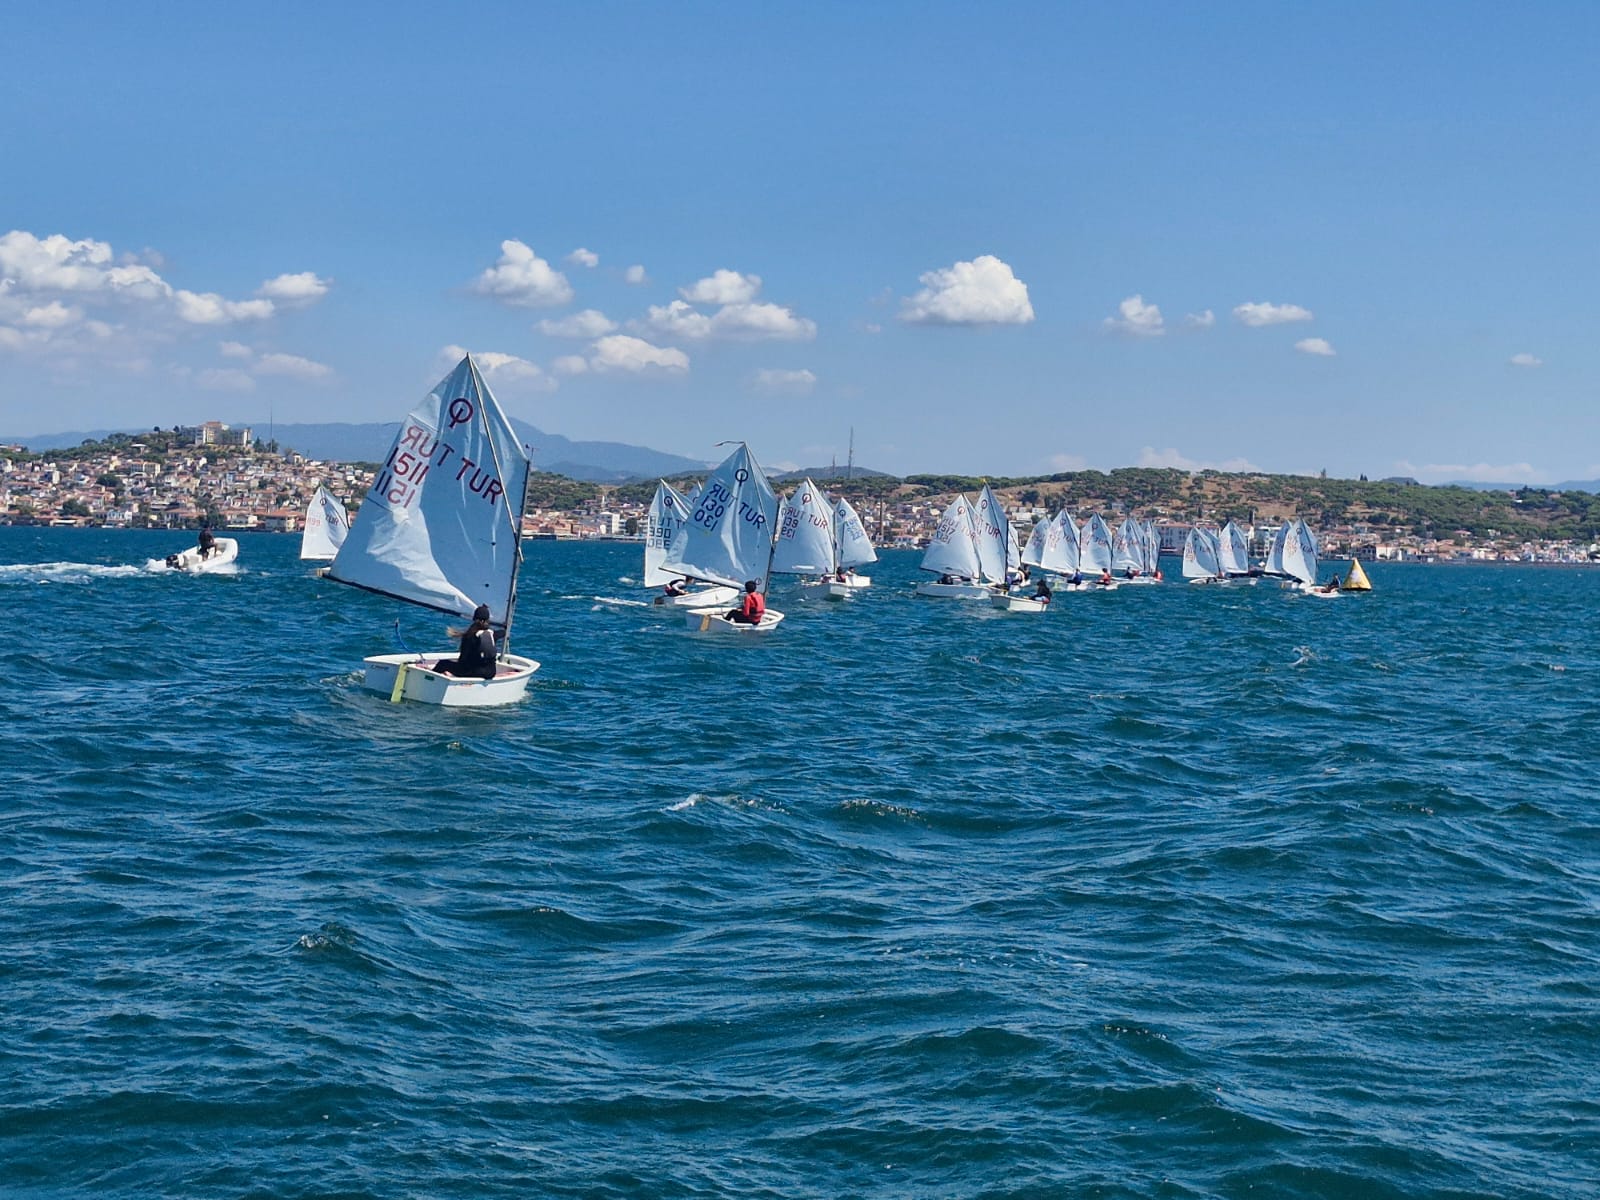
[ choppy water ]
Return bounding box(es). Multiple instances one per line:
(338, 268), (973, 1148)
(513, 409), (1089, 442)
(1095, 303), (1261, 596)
(3, 527), (1597, 1199)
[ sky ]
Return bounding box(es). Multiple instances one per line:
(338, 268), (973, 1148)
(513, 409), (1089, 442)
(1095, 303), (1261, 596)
(3, 1), (1598, 483)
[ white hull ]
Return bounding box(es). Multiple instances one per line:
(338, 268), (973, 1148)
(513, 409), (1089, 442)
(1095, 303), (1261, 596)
(654, 584), (742, 609)
(684, 608), (786, 634)
(1060, 580), (1119, 592)
(360, 652), (539, 707)
(163, 538), (239, 573)
(914, 580), (994, 599)
(1221, 575), (1259, 586)
(991, 594), (1049, 613)
(825, 579), (871, 599)
(1119, 575), (1160, 585)
(830, 574), (870, 589)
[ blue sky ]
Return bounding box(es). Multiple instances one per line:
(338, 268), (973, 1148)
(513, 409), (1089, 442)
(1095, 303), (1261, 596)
(3, 2), (1597, 482)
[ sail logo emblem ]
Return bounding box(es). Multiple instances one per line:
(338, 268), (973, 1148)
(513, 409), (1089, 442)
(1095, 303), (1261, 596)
(447, 397), (475, 429)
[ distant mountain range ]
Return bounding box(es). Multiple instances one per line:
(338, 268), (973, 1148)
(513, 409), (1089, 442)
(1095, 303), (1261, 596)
(4, 421), (713, 484)
(1446, 479), (1600, 493)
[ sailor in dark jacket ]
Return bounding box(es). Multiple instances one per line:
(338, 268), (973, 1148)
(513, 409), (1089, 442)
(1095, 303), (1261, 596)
(433, 604), (498, 678)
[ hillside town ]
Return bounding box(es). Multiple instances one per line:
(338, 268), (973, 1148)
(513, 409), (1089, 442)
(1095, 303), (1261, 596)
(3, 424), (1598, 565)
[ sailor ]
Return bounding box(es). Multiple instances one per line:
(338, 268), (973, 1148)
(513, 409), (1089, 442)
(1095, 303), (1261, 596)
(432, 604), (498, 678)
(197, 524), (216, 560)
(1033, 578), (1053, 606)
(728, 579), (766, 624)
(662, 578), (687, 597)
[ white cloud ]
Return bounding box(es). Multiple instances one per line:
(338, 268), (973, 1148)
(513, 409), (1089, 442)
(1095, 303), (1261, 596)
(20, 301), (81, 329)
(1392, 459), (1549, 485)
(680, 269), (762, 306)
(1102, 294), (1165, 337)
(590, 334), (689, 374)
(1295, 337), (1336, 357)
(566, 247), (599, 268)
(174, 290), (275, 325)
(257, 271), (330, 303)
(254, 352), (333, 379)
(1183, 309), (1216, 329)
(1233, 300), (1313, 327)
(1138, 446), (1262, 472)
(195, 367), (256, 392)
(1509, 352), (1543, 368)
(219, 340), (252, 358)
(439, 343), (554, 389)
(624, 264), (648, 285)
(638, 297), (815, 342)
(1047, 453), (1088, 471)
(900, 254), (1034, 326)
(537, 309), (617, 338)
(552, 354), (590, 376)
(471, 239), (574, 308)
(749, 367), (817, 394)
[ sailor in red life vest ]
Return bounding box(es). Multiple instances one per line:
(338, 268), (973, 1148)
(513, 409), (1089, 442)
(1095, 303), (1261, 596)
(728, 579), (766, 624)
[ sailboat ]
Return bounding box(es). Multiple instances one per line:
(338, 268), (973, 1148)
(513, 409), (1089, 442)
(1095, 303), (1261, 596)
(997, 510), (1074, 611)
(660, 443), (785, 633)
(827, 494), (877, 597)
(1078, 513), (1119, 589)
(772, 477), (837, 585)
(300, 485), (350, 563)
(645, 480), (739, 609)
(915, 494), (990, 598)
(1182, 525), (1224, 584)
(1265, 518), (1328, 595)
(327, 355), (539, 706)
(973, 484), (1020, 591)
(1341, 558), (1373, 591)
(1217, 520), (1257, 584)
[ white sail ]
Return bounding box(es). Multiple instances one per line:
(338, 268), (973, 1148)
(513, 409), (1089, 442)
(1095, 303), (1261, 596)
(644, 480), (692, 587)
(300, 485), (349, 561)
(772, 478), (837, 575)
(1182, 526), (1222, 579)
(1022, 511), (1076, 574)
(1112, 517), (1144, 573)
(1141, 520), (1161, 575)
(1265, 523), (1289, 577)
(1218, 521), (1251, 575)
(832, 496), (878, 569)
(973, 485), (1012, 584)
(1053, 510), (1082, 575)
(660, 443), (778, 589)
(1282, 518), (1319, 586)
(330, 356), (529, 626)
(1080, 513), (1115, 573)
(920, 494), (983, 580)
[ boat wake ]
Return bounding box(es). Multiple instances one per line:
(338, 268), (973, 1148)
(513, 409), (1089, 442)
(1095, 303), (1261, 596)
(0, 561), (148, 585)
(1290, 645), (1316, 667)
(588, 594), (651, 609)
(143, 559), (241, 575)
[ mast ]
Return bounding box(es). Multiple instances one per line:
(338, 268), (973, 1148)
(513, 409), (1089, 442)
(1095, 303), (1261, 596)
(467, 354), (527, 652)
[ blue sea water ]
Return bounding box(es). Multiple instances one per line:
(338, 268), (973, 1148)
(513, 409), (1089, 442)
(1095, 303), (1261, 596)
(2, 527), (1598, 1199)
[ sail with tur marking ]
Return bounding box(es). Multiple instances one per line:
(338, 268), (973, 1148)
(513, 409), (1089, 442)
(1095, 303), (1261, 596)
(329, 355), (529, 624)
(920, 494), (983, 580)
(1218, 521), (1250, 576)
(772, 478), (837, 575)
(660, 443), (778, 589)
(1080, 513), (1115, 574)
(1182, 526), (1222, 580)
(644, 480), (692, 587)
(832, 496), (878, 570)
(300, 485), (350, 561)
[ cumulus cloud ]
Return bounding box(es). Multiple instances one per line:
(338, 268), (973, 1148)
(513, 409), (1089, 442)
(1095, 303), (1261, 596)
(1233, 300), (1313, 326)
(681, 269), (762, 306)
(623, 264), (648, 285)
(1295, 337), (1336, 357)
(1392, 459), (1549, 485)
(174, 290), (275, 325)
(254, 352), (333, 379)
(900, 254), (1034, 326)
(1183, 309), (1216, 329)
(471, 239), (574, 308)
(1138, 446), (1262, 472)
(638, 293), (816, 343)
(552, 354), (589, 376)
(440, 343), (554, 389)
(257, 272), (330, 303)
(590, 334), (689, 374)
(1509, 352), (1543, 368)
(195, 367), (256, 392)
(749, 367), (817, 394)
(1102, 294), (1165, 337)
(566, 248), (599, 268)
(219, 340), (253, 358)
(537, 309), (617, 338)
(0, 230), (312, 356)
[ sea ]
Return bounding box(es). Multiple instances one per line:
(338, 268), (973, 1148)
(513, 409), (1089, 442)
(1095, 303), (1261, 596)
(3, 527), (1597, 1200)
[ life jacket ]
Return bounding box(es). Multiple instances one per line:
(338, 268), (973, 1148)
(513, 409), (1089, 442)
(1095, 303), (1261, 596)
(742, 590), (766, 622)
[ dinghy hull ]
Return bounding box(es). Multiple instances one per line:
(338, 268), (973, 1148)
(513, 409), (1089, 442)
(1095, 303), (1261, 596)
(914, 580), (993, 599)
(163, 538), (239, 574)
(654, 585), (741, 609)
(360, 652), (540, 707)
(683, 609), (786, 634)
(991, 594), (1049, 613)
